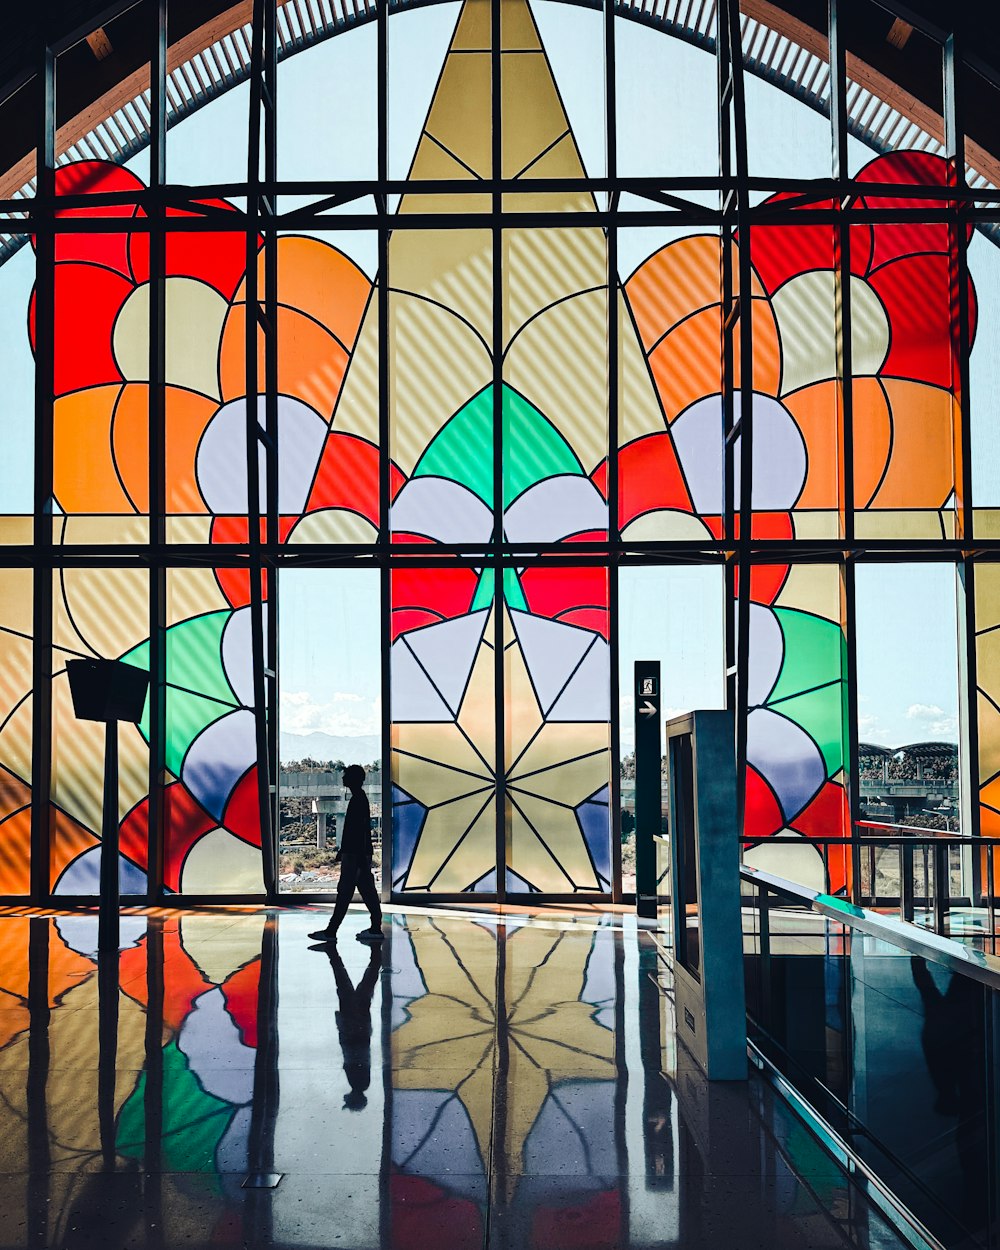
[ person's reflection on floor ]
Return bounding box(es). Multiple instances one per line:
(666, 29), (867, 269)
(326, 942), (382, 1111)
(910, 956), (987, 1233)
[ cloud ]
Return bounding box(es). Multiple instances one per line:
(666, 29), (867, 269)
(904, 703), (957, 738)
(281, 690), (380, 737)
(906, 703), (945, 720)
(857, 713), (893, 746)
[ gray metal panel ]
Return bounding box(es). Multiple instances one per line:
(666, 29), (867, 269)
(667, 710), (747, 1081)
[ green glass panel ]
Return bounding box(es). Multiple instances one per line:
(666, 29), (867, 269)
(413, 386), (494, 505)
(116, 1039), (236, 1177)
(163, 694), (231, 778)
(120, 638), (153, 738)
(471, 566), (527, 612)
(166, 612), (238, 707)
(501, 385), (582, 508)
(412, 384), (583, 511)
(770, 608), (845, 703)
(772, 683), (844, 775)
(121, 611), (239, 773)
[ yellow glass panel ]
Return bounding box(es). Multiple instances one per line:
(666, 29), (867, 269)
(978, 695), (1000, 788)
(509, 748), (609, 808)
(501, 56), (570, 178)
(500, 0), (541, 50)
(504, 286), (608, 474)
(61, 567), (149, 659)
(450, 0), (491, 51)
(504, 626), (542, 764)
(55, 515), (150, 545)
(403, 791), (495, 890)
(456, 636), (498, 764)
(180, 829), (263, 894)
(390, 230), (493, 343)
(618, 293), (667, 447)
(508, 794), (601, 891)
(516, 134), (582, 180)
(332, 290), (380, 443)
(393, 743), (492, 806)
(503, 228), (606, 343)
(287, 511), (377, 544)
(422, 53), (492, 180)
(974, 509), (1000, 538)
(0, 570), (32, 895)
(116, 278), (226, 400)
(976, 567), (1000, 632)
(774, 563), (842, 623)
(854, 510), (952, 540)
(49, 569), (149, 892)
(510, 721), (609, 785)
(976, 569), (1000, 833)
(791, 511), (841, 541)
(978, 629), (1000, 711)
(0, 518), (33, 544)
(389, 286), (492, 477)
(164, 515), (212, 544)
(167, 563), (229, 625)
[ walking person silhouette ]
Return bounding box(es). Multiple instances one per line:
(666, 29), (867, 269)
(309, 764), (384, 944)
(325, 942), (382, 1111)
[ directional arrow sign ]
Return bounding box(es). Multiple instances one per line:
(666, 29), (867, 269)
(634, 661), (662, 918)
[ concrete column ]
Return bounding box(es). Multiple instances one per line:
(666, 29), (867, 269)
(316, 810), (327, 849)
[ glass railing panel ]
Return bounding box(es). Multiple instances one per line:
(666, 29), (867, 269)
(849, 934), (991, 1248)
(741, 869), (999, 1250)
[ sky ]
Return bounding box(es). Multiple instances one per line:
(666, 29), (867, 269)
(279, 569), (382, 742)
(278, 562), (963, 754)
(0, 2), (979, 753)
(278, 566), (730, 755)
(854, 562), (961, 748)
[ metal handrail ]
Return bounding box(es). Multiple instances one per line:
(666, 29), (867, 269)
(740, 863), (1000, 991)
(741, 829), (998, 935)
(853, 820), (962, 838)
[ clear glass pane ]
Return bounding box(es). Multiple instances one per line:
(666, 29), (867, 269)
(618, 566), (725, 895)
(279, 568), (382, 894)
(856, 564), (961, 859)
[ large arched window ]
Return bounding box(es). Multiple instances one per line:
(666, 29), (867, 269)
(0, 0), (998, 901)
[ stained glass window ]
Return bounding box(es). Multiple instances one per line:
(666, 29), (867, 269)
(0, 0), (996, 900)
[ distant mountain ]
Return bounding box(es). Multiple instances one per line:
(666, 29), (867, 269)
(279, 731), (380, 765)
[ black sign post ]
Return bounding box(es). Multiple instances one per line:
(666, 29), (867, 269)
(634, 660), (661, 918)
(67, 658), (150, 952)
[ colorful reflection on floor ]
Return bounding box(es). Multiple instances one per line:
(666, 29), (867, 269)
(0, 907), (907, 1248)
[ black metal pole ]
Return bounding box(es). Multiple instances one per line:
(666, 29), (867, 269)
(30, 42), (55, 907)
(492, 0), (506, 902)
(98, 719), (119, 952)
(27, 917), (50, 1245)
(97, 949), (119, 1167)
(143, 916), (164, 1245)
(147, 0), (168, 907)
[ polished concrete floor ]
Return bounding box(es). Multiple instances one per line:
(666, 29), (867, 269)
(0, 905), (911, 1249)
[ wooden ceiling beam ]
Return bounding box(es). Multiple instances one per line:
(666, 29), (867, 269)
(886, 18), (914, 50)
(85, 27), (114, 61)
